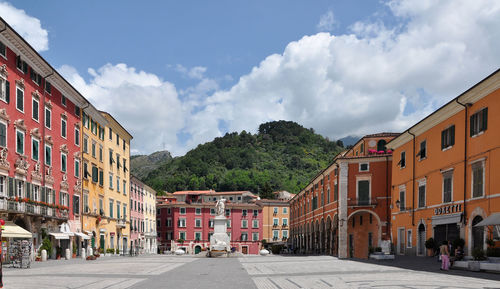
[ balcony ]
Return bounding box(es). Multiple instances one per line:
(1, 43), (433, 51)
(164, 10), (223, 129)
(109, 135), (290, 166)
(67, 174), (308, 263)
(348, 198), (378, 207)
(116, 219), (126, 228)
(7, 200), (25, 213)
(25, 203), (41, 215)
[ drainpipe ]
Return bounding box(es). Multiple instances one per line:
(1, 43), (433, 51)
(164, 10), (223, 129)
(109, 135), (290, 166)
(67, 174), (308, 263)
(408, 130), (416, 226)
(386, 155), (390, 241)
(455, 99), (469, 225)
(80, 102), (90, 238)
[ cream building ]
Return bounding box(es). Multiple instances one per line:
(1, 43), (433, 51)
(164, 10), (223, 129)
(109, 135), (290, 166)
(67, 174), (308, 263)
(143, 184), (157, 254)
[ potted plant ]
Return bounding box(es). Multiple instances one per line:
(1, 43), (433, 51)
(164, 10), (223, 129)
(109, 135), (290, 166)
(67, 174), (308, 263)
(116, 248), (120, 255)
(425, 238), (436, 257)
(470, 247), (487, 272)
(487, 238), (495, 248)
(56, 246), (62, 260)
(177, 238), (185, 244)
(72, 241), (77, 258)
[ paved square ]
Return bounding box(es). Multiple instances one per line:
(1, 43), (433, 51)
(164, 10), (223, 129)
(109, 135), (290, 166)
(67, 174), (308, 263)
(3, 255), (500, 289)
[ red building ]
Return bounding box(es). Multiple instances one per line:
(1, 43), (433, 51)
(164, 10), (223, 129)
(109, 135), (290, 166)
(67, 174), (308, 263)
(290, 133), (398, 258)
(0, 18), (87, 257)
(157, 190), (263, 255)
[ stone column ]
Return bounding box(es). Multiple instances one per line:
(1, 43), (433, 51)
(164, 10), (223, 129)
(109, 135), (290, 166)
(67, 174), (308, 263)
(338, 161), (348, 259)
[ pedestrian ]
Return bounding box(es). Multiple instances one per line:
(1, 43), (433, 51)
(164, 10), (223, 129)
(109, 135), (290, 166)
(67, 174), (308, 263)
(440, 240), (450, 271)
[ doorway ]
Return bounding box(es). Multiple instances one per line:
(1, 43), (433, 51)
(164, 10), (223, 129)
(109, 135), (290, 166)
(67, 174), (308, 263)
(242, 246), (248, 254)
(100, 234), (105, 250)
(418, 224), (426, 256)
(194, 246), (201, 254)
(349, 234), (354, 258)
(472, 216), (484, 250)
(397, 228), (405, 255)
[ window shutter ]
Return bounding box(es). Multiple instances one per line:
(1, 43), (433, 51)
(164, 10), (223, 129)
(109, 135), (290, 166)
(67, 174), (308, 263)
(41, 187), (46, 202)
(8, 177), (14, 197)
(450, 125), (455, 146)
(470, 115), (474, 137)
(482, 108), (488, 131)
(52, 190), (55, 204)
(441, 130), (445, 149)
(26, 182), (31, 199)
(5, 80), (9, 103)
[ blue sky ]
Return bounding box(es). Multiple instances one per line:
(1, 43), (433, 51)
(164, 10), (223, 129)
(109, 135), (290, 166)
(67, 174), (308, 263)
(2, 1), (500, 155)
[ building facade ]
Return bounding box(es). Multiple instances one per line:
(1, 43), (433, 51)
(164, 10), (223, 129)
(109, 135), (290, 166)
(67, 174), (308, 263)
(130, 175), (144, 252)
(157, 191), (263, 255)
(257, 199), (290, 245)
(388, 69), (500, 256)
(290, 133), (397, 258)
(99, 112), (132, 254)
(80, 106), (108, 251)
(143, 183), (157, 254)
(0, 18), (90, 259)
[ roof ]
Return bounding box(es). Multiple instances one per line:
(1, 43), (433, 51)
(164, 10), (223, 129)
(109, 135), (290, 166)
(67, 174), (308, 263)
(173, 190), (254, 196)
(100, 111), (134, 139)
(363, 132), (401, 138)
(388, 68), (500, 149)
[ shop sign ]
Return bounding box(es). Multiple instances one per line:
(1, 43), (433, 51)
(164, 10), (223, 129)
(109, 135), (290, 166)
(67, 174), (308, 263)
(434, 204), (461, 215)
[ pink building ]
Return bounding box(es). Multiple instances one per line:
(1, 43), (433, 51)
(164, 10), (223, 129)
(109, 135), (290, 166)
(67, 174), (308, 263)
(157, 191), (263, 255)
(130, 175), (144, 251)
(0, 18), (86, 258)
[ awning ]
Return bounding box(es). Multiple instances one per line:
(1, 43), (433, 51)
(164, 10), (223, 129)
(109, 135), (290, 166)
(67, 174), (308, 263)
(74, 232), (90, 240)
(2, 222), (32, 238)
(49, 233), (70, 240)
(474, 213), (500, 226)
(431, 213), (462, 226)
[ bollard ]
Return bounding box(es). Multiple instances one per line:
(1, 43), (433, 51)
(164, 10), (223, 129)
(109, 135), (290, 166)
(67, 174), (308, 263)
(88, 247), (93, 257)
(81, 248), (86, 259)
(65, 248), (70, 260)
(41, 249), (47, 262)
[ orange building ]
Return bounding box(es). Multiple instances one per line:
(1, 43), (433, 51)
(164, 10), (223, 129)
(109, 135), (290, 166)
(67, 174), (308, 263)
(290, 133), (398, 258)
(388, 69), (500, 256)
(257, 199), (290, 245)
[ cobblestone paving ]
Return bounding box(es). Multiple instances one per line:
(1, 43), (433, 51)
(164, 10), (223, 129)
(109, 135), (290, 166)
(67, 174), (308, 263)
(3, 255), (500, 289)
(240, 256), (500, 289)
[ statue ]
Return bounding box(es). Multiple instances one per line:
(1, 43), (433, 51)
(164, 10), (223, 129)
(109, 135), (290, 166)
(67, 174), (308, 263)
(215, 197), (226, 216)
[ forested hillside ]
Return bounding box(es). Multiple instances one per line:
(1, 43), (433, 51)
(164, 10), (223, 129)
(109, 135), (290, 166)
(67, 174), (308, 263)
(136, 121), (344, 196)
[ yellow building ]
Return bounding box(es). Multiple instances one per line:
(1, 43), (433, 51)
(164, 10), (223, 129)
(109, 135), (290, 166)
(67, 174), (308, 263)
(80, 105), (108, 250)
(257, 199), (290, 245)
(100, 111), (133, 254)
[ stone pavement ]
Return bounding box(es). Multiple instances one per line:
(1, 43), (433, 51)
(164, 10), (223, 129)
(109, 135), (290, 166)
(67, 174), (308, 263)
(2, 254), (500, 288)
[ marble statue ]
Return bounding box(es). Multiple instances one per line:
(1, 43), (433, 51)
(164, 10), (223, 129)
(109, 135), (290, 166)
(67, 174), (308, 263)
(215, 197), (226, 216)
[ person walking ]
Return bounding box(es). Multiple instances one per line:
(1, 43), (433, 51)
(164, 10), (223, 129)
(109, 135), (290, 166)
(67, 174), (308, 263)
(440, 240), (450, 271)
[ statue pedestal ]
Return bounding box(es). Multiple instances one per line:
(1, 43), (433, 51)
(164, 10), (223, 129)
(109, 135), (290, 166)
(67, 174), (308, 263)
(210, 215), (230, 255)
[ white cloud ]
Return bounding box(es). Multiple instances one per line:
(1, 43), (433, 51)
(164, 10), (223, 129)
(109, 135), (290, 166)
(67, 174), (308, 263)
(317, 10), (336, 32)
(0, 1), (49, 51)
(60, 0), (500, 157)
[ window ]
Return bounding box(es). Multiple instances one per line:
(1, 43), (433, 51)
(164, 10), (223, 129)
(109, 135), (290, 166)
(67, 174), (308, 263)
(99, 170), (103, 186)
(418, 140), (427, 159)
(123, 180), (126, 195)
(92, 165), (98, 183)
(167, 218), (172, 227)
(16, 86), (24, 112)
(241, 232), (248, 241)
(32, 97), (39, 121)
(282, 230), (288, 239)
(61, 118), (67, 138)
(407, 230), (412, 248)
(359, 163), (369, 172)
(470, 108), (488, 137)
(399, 151), (406, 168)
(117, 176), (120, 192)
(98, 127), (104, 140)
(0, 176), (5, 196)
(116, 133), (119, 145)
(418, 180), (426, 208)
(116, 202), (121, 219)
(360, 143), (365, 154)
(399, 187), (406, 211)
(252, 232), (259, 241)
(123, 139), (125, 150)
(252, 219), (259, 228)
(91, 142), (96, 158)
(16, 56), (28, 74)
(74, 127), (80, 146)
(282, 218), (288, 226)
(472, 161), (484, 198)
(443, 171), (453, 203)
(109, 199), (114, 218)
(210, 208), (215, 215)
(109, 149), (114, 165)
(74, 159), (80, 178)
(83, 135), (88, 153)
(123, 204), (126, 220)
(45, 107), (51, 129)
(0, 76), (6, 103)
(74, 106), (80, 117)
(208, 219), (214, 228)
(61, 153), (67, 172)
(283, 207), (287, 214)
(272, 230), (279, 239)
(368, 232), (373, 247)
(225, 209), (231, 216)
(16, 129), (24, 155)
(441, 125), (455, 149)
(0, 41), (5, 58)
(253, 210), (258, 217)
(226, 220), (231, 228)
(357, 179), (370, 205)
(30, 68), (42, 86)
(195, 219), (201, 227)
(180, 207), (186, 214)
(195, 208), (201, 215)
(83, 162), (89, 179)
(242, 209), (247, 216)
(273, 207), (278, 214)
(61, 95), (67, 107)
(273, 218), (279, 226)
(242, 219), (248, 228)
(31, 138), (39, 161)
(334, 182), (338, 201)
(109, 173), (113, 189)
(109, 127), (112, 140)
(82, 113), (89, 128)
(195, 232), (202, 241)
(45, 81), (51, 94)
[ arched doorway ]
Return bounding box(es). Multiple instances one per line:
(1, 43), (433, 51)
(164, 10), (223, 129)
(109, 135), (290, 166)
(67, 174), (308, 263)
(347, 210), (381, 259)
(417, 224), (426, 256)
(472, 216), (484, 250)
(194, 245), (202, 254)
(377, 140), (387, 152)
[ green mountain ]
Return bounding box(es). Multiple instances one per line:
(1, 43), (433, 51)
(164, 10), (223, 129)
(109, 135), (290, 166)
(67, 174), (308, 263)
(130, 151), (172, 180)
(137, 121), (344, 196)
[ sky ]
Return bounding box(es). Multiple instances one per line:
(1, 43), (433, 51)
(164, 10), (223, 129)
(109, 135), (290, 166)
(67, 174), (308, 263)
(1, 0), (500, 156)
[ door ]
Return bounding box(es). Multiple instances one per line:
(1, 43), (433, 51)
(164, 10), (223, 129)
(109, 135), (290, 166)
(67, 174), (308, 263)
(242, 246), (248, 254)
(398, 228), (405, 255)
(123, 238), (127, 255)
(472, 216), (484, 250)
(195, 246), (201, 254)
(100, 234), (105, 250)
(349, 234), (354, 258)
(418, 224), (425, 256)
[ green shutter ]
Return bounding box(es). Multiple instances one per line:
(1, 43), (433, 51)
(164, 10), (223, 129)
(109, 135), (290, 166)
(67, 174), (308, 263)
(8, 177), (14, 197)
(26, 182), (31, 199)
(5, 80), (9, 103)
(41, 187), (46, 202)
(441, 130), (446, 149)
(482, 108), (488, 131)
(450, 125), (455, 146)
(470, 114), (475, 136)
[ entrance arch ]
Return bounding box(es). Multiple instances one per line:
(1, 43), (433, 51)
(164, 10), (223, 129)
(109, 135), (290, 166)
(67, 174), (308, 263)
(346, 210), (381, 258)
(472, 216), (484, 250)
(417, 223), (426, 256)
(194, 245), (202, 255)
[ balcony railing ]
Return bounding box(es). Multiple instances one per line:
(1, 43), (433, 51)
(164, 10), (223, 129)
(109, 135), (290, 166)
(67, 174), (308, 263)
(0, 199), (7, 210)
(348, 198), (378, 207)
(117, 219), (126, 228)
(7, 201), (25, 212)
